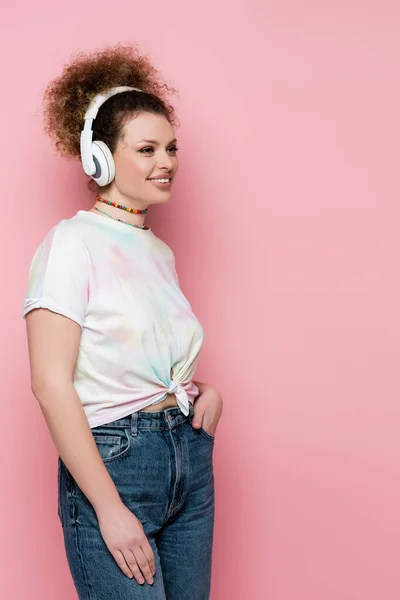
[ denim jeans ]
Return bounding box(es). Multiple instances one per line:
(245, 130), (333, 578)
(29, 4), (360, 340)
(57, 403), (215, 599)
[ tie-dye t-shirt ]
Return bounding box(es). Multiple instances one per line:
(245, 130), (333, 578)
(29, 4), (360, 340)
(22, 210), (204, 428)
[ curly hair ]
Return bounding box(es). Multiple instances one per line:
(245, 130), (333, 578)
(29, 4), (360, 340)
(42, 43), (178, 192)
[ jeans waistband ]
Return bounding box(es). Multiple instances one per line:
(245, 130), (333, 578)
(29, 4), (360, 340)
(92, 403), (195, 437)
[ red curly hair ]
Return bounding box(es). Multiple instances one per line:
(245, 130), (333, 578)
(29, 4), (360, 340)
(41, 43), (178, 192)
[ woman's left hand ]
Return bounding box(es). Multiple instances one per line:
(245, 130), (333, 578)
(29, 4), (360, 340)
(192, 383), (223, 437)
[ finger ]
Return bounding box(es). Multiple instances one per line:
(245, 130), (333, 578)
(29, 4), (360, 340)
(112, 549), (135, 580)
(131, 545), (154, 584)
(202, 420), (216, 436)
(121, 548), (146, 584)
(140, 539), (156, 575)
(192, 411), (204, 428)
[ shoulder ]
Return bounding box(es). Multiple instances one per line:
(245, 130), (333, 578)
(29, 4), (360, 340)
(23, 216), (91, 326)
(45, 214), (87, 244)
(150, 234), (175, 258)
(34, 216), (89, 259)
(27, 217), (91, 284)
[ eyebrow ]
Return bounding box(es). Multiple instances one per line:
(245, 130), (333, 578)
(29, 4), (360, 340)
(137, 138), (177, 146)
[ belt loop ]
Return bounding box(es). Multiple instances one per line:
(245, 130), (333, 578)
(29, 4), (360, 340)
(130, 411), (138, 437)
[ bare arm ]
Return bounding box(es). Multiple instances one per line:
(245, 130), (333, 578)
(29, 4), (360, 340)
(25, 307), (156, 584)
(25, 308), (121, 513)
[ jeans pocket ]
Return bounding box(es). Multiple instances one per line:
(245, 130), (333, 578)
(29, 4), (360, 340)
(91, 428), (131, 463)
(199, 427), (215, 442)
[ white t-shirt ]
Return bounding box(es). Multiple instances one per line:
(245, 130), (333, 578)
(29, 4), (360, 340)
(22, 210), (204, 428)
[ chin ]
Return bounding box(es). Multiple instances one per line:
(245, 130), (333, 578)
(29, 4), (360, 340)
(151, 193), (171, 205)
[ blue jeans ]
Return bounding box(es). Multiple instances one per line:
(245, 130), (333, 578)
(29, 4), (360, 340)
(57, 403), (215, 599)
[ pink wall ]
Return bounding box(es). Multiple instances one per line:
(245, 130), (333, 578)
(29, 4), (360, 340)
(2, 1), (400, 599)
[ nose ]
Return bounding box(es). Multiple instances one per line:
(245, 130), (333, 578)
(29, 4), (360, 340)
(157, 150), (175, 171)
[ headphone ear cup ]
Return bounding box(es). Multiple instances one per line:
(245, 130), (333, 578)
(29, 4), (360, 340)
(91, 141), (115, 186)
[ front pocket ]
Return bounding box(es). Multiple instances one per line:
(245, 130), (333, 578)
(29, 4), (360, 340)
(199, 427), (215, 442)
(92, 429), (131, 463)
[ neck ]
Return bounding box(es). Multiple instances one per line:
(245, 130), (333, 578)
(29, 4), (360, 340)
(90, 193), (148, 228)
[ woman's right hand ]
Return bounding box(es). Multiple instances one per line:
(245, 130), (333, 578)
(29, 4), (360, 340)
(25, 309), (156, 586)
(96, 501), (156, 584)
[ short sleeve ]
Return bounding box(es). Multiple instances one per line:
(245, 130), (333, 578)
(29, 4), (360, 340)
(22, 222), (90, 328)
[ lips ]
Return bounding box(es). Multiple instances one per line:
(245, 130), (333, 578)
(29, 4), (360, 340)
(147, 177), (172, 182)
(147, 178), (172, 190)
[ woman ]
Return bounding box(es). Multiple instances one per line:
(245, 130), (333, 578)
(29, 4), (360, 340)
(22, 44), (223, 600)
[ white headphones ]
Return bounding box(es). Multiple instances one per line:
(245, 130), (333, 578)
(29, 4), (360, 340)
(80, 85), (143, 187)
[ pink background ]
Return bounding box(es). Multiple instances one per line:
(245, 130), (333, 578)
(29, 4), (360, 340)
(1, 1), (400, 598)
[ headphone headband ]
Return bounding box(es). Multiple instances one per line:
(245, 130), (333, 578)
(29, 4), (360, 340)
(80, 86), (143, 176)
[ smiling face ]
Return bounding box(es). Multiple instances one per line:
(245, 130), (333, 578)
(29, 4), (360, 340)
(110, 112), (179, 208)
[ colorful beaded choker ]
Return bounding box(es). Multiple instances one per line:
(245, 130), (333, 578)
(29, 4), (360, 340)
(93, 194), (149, 230)
(96, 195), (148, 214)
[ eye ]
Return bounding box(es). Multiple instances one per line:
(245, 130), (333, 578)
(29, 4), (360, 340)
(139, 147), (154, 154)
(139, 145), (179, 155)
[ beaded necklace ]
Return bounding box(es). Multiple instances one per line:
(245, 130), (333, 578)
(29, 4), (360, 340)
(96, 195), (148, 214)
(93, 195), (149, 230)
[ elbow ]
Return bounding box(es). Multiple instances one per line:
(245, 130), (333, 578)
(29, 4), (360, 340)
(31, 377), (73, 403)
